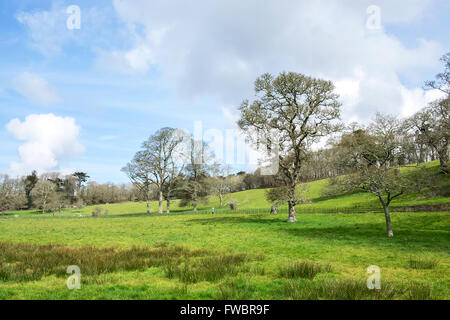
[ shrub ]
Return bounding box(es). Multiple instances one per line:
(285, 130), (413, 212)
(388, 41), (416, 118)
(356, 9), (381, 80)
(92, 207), (103, 217)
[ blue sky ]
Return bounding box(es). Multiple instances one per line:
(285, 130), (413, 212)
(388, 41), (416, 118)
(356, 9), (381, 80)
(0, 0), (448, 183)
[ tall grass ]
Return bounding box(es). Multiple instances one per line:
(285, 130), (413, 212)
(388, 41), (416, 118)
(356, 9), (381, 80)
(0, 242), (209, 282)
(279, 260), (332, 279)
(408, 257), (439, 270)
(163, 253), (250, 283)
(283, 279), (434, 300)
(217, 277), (257, 300)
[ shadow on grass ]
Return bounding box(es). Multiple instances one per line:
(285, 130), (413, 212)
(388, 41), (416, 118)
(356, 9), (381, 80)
(186, 214), (449, 252)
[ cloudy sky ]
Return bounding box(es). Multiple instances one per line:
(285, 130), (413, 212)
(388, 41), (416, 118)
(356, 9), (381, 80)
(0, 0), (448, 182)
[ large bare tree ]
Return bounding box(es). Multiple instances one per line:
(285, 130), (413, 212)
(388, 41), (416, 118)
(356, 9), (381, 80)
(238, 72), (341, 222)
(123, 127), (184, 214)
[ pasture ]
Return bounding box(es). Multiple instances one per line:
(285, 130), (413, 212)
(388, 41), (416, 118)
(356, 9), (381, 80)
(1, 161), (448, 300)
(0, 209), (448, 299)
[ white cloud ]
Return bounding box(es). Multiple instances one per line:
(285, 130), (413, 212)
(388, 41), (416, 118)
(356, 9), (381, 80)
(96, 44), (154, 73)
(6, 114), (85, 176)
(13, 72), (60, 105)
(400, 88), (446, 117)
(108, 0), (444, 122)
(17, 3), (113, 57)
(16, 5), (72, 56)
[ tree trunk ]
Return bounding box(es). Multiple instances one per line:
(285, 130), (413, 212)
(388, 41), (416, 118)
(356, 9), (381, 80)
(219, 194), (223, 207)
(287, 184), (297, 223)
(193, 202), (198, 212)
(146, 199), (150, 215)
(166, 199), (170, 214)
(158, 190), (163, 214)
(438, 150), (449, 174)
(287, 201), (297, 223)
(383, 205), (394, 237)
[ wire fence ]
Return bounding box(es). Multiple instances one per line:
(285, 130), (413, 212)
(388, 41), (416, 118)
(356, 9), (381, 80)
(205, 203), (450, 215)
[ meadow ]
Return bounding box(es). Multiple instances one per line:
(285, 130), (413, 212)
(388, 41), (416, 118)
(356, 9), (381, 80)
(0, 162), (448, 300)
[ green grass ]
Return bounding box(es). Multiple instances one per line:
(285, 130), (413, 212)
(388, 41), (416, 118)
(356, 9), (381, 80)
(0, 210), (448, 299)
(0, 160), (448, 299)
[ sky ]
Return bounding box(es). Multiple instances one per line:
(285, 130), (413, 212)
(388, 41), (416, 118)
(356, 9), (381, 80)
(0, 0), (448, 183)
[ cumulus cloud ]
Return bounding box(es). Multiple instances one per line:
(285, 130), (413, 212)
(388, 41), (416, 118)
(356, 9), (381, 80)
(16, 0), (445, 123)
(106, 0), (444, 122)
(6, 114), (85, 176)
(13, 72), (60, 105)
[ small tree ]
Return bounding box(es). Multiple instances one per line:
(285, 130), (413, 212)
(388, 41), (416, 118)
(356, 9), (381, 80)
(332, 114), (415, 237)
(73, 172), (90, 198)
(122, 151), (153, 215)
(31, 180), (58, 214)
(408, 98), (449, 174)
(23, 170), (38, 208)
(0, 175), (27, 215)
(209, 164), (235, 207)
(179, 138), (214, 211)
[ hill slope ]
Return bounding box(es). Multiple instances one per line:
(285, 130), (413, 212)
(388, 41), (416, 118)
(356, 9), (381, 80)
(6, 161), (449, 217)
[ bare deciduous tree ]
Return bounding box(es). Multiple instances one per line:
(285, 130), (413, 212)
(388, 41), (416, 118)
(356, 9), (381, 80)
(238, 72), (341, 222)
(31, 180), (58, 214)
(408, 98), (449, 174)
(0, 175), (27, 215)
(123, 128), (184, 214)
(331, 114), (416, 237)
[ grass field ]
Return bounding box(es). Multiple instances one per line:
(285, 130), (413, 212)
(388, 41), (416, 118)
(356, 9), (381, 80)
(0, 162), (448, 300)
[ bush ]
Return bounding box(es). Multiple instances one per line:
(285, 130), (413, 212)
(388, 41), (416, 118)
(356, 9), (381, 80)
(92, 207), (103, 217)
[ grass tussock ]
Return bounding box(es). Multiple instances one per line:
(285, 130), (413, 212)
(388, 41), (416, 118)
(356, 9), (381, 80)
(0, 242), (209, 282)
(405, 282), (434, 300)
(283, 279), (434, 300)
(217, 277), (257, 300)
(408, 257), (439, 270)
(163, 253), (250, 283)
(279, 260), (332, 279)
